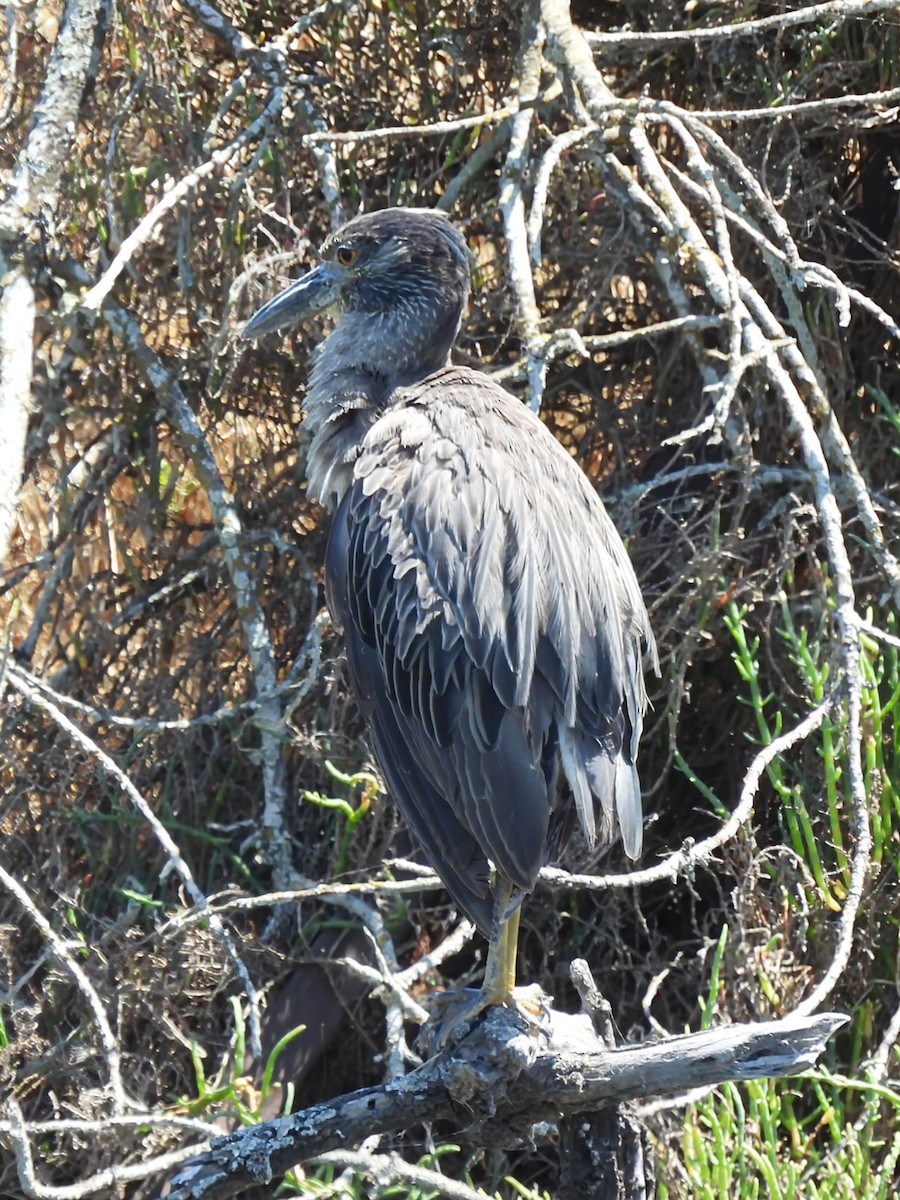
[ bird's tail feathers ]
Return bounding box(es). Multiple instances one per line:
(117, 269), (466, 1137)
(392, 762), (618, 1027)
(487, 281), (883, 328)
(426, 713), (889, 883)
(560, 728), (644, 860)
(559, 727), (598, 844)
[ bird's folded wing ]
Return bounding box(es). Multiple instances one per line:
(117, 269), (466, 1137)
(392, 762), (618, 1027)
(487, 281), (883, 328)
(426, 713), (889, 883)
(324, 368), (654, 916)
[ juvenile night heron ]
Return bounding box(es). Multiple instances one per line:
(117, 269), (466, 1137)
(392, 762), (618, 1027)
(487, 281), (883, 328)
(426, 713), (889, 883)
(244, 208), (656, 1024)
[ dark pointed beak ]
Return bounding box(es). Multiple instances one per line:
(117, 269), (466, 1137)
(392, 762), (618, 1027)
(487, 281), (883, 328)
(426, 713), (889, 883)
(242, 262), (342, 338)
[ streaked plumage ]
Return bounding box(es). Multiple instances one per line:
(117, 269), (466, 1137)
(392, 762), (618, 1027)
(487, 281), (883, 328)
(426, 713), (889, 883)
(245, 208), (655, 987)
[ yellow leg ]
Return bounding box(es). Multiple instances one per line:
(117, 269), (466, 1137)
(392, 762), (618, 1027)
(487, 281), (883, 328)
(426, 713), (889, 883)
(483, 881), (521, 1003)
(423, 882), (543, 1051)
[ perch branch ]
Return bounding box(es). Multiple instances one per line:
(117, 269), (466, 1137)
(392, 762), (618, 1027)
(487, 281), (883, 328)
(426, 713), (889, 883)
(166, 1005), (847, 1200)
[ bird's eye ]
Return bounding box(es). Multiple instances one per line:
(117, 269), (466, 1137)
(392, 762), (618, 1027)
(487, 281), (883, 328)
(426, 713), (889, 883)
(336, 246), (358, 267)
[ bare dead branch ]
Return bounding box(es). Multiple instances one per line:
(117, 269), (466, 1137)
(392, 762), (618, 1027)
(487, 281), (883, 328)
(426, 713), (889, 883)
(0, 865), (127, 1114)
(79, 280), (296, 906)
(680, 87), (900, 123)
(310, 1150), (491, 1200)
(0, 1113), (220, 1139)
(528, 126), (595, 263)
(3, 1096), (210, 1200)
(5, 665), (264, 1059)
(166, 1005), (847, 1200)
(543, 0), (874, 1018)
(488, 316), (725, 386)
(436, 118), (513, 212)
(180, 0), (255, 58)
(160, 875), (446, 939)
(0, 5), (18, 128)
(80, 100), (285, 313)
(499, 0), (546, 413)
(0, 270), (35, 566)
(0, 0), (105, 229)
(585, 0), (900, 48)
(304, 108), (516, 144)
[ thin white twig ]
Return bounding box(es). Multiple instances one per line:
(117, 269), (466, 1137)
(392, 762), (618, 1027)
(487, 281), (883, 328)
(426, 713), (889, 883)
(0, 1112), (220, 1138)
(640, 129), (900, 606)
(5, 667), (264, 1058)
(323, 892), (430, 1074)
(499, 0), (547, 413)
(585, 0), (900, 47)
(303, 107), (515, 144)
(540, 85), (900, 125)
(0, 869), (127, 1113)
(634, 1085), (717, 1118)
(436, 117), (513, 212)
(672, 87), (900, 123)
(859, 619), (900, 652)
(10, 616), (323, 733)
(540, 700), (831, 891)
(396, 919), (477, 990)
(528, 125), (595, 263)
(4, 1097), (210, 1200)
(863, 991), (900, 1084)
(661, 343), (789, 448)
(311, 1149), (492, 1200)
(81, 94), (284, 311)
(659, 110), (744, 442)
(328, 954), (429, 1026)
(487, 316), (723, 385)
(160, 875), (446, 937)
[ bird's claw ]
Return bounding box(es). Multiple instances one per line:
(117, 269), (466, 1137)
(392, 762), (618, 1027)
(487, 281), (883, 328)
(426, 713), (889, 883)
(418, 983), (552, 1055)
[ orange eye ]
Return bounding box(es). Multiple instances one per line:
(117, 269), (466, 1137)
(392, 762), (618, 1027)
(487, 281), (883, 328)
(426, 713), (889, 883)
(336, 246), (358, 267)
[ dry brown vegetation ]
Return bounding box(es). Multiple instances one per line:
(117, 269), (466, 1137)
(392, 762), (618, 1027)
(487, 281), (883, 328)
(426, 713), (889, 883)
(1, 0), (900, 1196)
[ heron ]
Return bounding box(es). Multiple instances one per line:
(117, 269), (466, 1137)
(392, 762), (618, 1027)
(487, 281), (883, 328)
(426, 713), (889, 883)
(244, 207), (656, 1027)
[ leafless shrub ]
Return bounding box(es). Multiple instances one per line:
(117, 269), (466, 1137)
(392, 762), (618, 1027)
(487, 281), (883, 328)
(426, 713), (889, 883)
(1, 0), (899, 1195)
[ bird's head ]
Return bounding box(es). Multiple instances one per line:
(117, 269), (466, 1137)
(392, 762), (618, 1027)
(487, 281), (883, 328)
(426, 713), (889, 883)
(243, 208), (472, 379)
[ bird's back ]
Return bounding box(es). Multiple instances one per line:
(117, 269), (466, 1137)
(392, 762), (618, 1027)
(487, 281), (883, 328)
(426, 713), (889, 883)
(324, 365), (654, 932)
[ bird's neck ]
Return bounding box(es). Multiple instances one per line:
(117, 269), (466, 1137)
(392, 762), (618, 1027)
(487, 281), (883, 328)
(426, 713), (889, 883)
(323, 310), (456, 382)
(302, 311), (456, 509)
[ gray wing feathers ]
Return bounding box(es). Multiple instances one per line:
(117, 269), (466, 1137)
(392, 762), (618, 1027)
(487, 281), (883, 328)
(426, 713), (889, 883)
(333, 367), (653, 920)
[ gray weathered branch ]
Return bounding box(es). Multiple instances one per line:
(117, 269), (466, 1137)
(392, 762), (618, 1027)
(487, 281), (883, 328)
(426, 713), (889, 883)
(167, 1005), (846, 1200)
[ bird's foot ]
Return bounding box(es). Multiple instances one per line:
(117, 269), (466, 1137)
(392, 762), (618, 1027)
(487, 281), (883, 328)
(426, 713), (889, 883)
(418, 983), (551, 1055)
